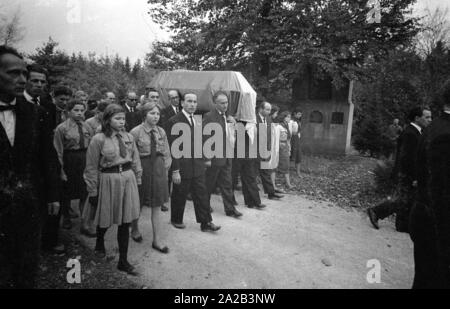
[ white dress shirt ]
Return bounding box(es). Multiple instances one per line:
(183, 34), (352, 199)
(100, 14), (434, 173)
(0, 98), (17, 146)
(410, 122), (422, 134)
(23, 90), (40, 105)
(182, 109), (195, 126)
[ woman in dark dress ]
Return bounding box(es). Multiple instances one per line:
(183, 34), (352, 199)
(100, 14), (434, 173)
(130, 102), (171, 253)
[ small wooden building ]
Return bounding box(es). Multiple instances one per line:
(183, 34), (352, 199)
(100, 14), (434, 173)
(292, 69), (354, 156)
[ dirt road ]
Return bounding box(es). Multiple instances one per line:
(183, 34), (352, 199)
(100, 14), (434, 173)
(77, 191), (414, 289)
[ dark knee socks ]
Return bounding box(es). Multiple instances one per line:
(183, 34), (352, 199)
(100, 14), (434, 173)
(117, 223), (130, 264)
(95, 224), (130, 263)
(95, 226), (107, 252)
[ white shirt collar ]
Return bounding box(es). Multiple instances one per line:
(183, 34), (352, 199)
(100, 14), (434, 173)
(444, 111), (450, 115)
(0, 98), (16, 106)
(23, 90), (39, 104)
(172, 105), (178, 113)
(182, 109), (196, 126)
(410, 122), (422, 133)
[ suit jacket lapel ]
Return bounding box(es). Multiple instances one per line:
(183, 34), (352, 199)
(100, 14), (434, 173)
(0, 118), (11, 150)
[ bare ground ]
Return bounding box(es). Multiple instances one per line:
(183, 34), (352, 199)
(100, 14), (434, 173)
(37, 155), (414, 289)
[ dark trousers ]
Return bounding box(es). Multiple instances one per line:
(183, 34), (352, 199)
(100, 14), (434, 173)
(206, 160), (237, 214)
(232, 158), (241, 190)
(240, 158), (261, 207)
(41, 210), (61, 250)
(171, 175), (213, 224)
(257, 161), (275, 196)
(0, 198), (41, 289)
(372, 181), (414, 232)
(409, 202), (444, 289)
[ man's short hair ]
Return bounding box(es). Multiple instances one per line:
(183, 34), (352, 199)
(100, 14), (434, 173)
(0, 45), (23, 64)
(26, 63), (48, 79)
(408, 106), (428, 122)
(182, 92), (196, 101)
(258, 100), (270, 110)
(53, 85), (73, 97)
(147, 87), (159, 94)
(212, 90), (229, 103)
(66, 99), (86, 112)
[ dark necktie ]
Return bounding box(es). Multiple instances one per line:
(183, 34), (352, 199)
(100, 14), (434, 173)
(77, 122), (85, 149)
(189, 115), (194, 127)
(150, 129), (157, 160)
(130, 107), (134, 113)
(33, 97), (39, 106)
(0, 105), (15, 111)
(116, 134), (127, 158)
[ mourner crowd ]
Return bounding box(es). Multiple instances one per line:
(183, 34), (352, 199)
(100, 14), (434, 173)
(1, 44), (450, 289)
(0, 45), (304, 288)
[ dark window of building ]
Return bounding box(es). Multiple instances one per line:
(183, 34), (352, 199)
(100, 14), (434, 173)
(331, 112), (344, 124)
(310, 111), (323, 123)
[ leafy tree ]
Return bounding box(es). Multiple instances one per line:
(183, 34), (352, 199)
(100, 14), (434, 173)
(147, 0), (419, 98)
(0, 7), (25, 46)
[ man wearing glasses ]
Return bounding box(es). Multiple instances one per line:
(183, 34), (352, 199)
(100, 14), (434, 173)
(147, 87), (164, 110)
(124, 91), (141, 131)
(160, 89), (181, 132)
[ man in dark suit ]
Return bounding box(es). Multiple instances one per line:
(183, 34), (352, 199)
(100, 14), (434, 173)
(0, 45), (60, 288)
(237, 119), (266, 210)
(167, 92), (221, 232)
(124, 91), (141, 132)
(23, 64), (66, 254)
(160, 89), (181, 207)
(256, 101), (283, 200)
(204, 91), (243, 218)
(160, 89), (181, 132)
(368, 107), (432, 232)
(411, 83), (450, 289)
(52, 85), (72, 126)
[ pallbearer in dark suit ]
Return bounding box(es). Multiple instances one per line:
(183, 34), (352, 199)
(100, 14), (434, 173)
(204, 91), (242, 218)
(368, 107), (432, 232)
(167, 93), (221, 232)
(124, 91), (141, 132)
(160, 90), (182, 210)
(256, 101), (283, 200)
(0, 46), (60, 288)
(238, 119), (266, 210)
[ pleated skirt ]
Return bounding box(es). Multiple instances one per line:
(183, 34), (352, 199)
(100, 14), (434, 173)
(139, 156), (169, 208)
(95, 169), (140, 228)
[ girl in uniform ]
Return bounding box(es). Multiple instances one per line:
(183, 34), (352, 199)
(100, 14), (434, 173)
(84, 104), (142, 275)
(130, 102), (171, 254)
(54, 99), (93, 235)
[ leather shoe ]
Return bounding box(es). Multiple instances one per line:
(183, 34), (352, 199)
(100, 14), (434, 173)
(367, 208), (379, 230)
(255, 204), (266, 210)
(268, 193), (283, 200)
(161, 205), (169, 212)
(201, 222), (221, 232)
(171, 222), (186, 229)
(117, 261), (138, 276)
(226, 210), (243, 218)
(274, 189), (285, 194)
